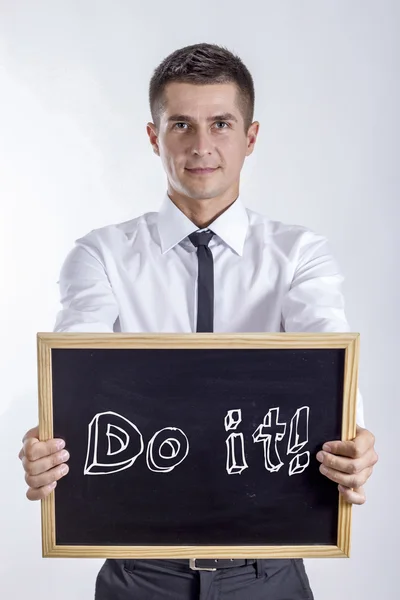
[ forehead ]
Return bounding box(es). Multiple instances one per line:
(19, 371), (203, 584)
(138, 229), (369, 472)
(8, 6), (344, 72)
(162, 81), (240, 119)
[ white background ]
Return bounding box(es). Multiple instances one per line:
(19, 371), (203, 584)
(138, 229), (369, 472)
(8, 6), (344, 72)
(0, 1), (398, 598)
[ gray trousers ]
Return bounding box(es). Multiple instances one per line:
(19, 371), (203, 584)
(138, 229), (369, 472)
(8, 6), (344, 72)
(95, 558), (314, 599)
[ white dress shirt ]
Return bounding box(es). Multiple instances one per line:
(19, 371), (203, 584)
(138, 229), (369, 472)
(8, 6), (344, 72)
(54, 191), (365, 426)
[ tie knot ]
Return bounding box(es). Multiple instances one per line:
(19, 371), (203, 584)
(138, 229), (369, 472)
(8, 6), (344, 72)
(188, 229), (214, 248)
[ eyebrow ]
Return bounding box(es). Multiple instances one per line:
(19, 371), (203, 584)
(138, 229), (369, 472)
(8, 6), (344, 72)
(167, 112), (238, 124)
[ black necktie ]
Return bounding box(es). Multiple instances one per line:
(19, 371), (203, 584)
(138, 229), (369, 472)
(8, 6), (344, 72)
(188, 229), (215, 332)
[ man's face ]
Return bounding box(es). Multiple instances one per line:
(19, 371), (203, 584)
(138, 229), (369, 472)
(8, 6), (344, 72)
(147, 82), (259, 202)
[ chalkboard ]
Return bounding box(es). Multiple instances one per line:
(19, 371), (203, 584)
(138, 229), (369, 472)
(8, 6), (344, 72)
(37, 333), (359, 559)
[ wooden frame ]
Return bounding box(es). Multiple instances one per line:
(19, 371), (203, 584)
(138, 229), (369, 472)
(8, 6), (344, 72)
(37, 332), (359, 559)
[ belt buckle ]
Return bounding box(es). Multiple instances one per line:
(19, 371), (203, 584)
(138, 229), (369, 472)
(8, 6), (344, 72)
(189, 558), (217, 571)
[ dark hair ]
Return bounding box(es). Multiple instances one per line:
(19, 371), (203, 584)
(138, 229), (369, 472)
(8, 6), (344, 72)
(149, 43), (255, 133)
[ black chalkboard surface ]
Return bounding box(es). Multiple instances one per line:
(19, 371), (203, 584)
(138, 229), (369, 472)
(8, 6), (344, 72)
(37, 333), (359, 558)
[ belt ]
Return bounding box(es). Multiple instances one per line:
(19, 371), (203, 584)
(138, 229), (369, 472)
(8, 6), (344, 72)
(189, 558), (256, 571)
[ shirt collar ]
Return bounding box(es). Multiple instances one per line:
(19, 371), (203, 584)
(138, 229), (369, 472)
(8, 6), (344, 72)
(157, 192), (249, 256)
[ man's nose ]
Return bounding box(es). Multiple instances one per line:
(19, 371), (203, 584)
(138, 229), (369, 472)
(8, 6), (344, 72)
(190, 130), (213, 156)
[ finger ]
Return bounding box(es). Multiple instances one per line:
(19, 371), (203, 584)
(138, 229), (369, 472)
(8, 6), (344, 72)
(23, 437), (65, 462)
(316, 448), (377, 475)
(319, 464), (373, 488)
(25, 461), (69, 490)
(22, 449), (70, 476)
(338, 485), (366, 505)
(26, 481), (57, 501)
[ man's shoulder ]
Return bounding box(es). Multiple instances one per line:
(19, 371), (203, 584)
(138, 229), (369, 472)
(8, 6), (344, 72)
(245, 205), (327, 247)
(74, 209), (158, 248)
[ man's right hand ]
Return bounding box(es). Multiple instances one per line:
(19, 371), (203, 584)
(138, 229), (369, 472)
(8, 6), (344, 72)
(18, 426), (70, 500)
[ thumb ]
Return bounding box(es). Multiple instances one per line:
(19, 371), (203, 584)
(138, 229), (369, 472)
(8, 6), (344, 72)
(19, 425), (39, 460)
(22, 425), (39, 444)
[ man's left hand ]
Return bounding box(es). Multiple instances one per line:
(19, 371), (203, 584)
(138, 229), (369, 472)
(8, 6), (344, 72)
(316, 426), (378, 505)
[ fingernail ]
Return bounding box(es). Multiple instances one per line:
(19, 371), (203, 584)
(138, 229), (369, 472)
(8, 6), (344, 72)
(316, 452), (324, 462)
(320, 465), (327, 474)
(60, 450), (69, 461)
(323, 444), (331, 452)
(56, 440), (65, 450)
(60, 464), (69, 475)
(49, 481), (57, 489)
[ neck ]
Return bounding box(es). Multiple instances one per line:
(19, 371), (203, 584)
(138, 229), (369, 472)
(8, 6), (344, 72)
(167, 184), (240, 229)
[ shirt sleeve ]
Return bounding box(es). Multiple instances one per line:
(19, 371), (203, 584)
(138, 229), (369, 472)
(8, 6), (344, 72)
(53, 236), (119, 334)
(281, 230), (365, 428)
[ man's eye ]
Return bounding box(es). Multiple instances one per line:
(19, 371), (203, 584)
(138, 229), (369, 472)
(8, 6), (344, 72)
(173, 122), (229, 130)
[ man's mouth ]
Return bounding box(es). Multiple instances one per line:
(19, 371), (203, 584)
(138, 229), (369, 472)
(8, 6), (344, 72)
(185, 167), (219, 175)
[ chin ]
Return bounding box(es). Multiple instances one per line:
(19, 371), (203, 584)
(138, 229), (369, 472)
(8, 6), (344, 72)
(186, 189), (223, 200)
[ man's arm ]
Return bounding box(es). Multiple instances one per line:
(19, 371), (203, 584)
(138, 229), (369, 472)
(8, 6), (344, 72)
(281, 229), (365, 426)
(281, 229), (378, 504)
(53, 237), (119, 333)
(19, 235), (119, 500)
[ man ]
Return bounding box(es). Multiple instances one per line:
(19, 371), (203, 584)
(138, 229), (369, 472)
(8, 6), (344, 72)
(19, 42), (378, 599)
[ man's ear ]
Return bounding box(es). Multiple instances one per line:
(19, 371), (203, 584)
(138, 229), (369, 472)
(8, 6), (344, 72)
(246, 121), (260, 157)
(147, 123), (160, 156)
